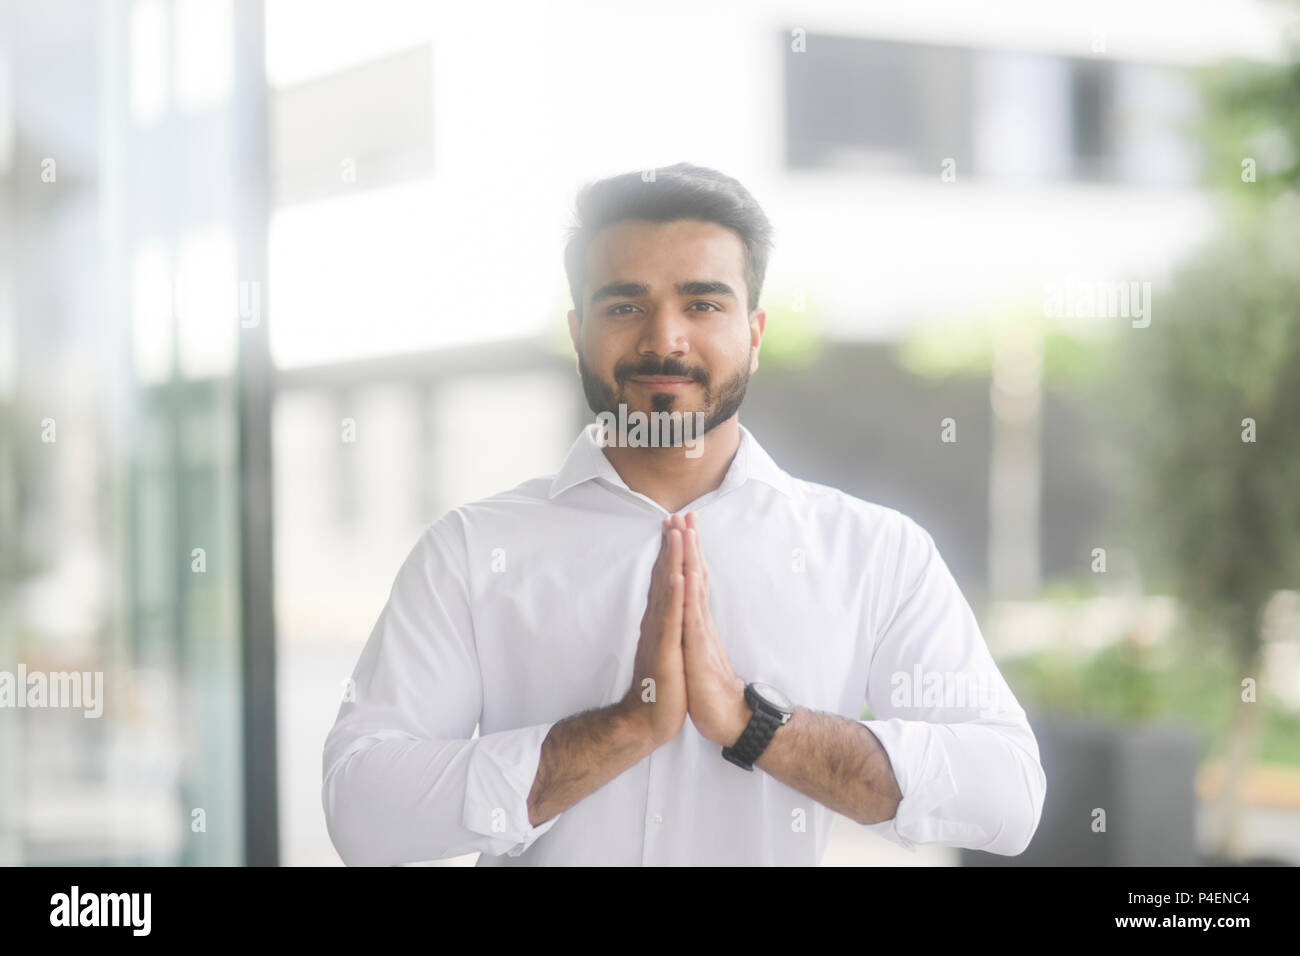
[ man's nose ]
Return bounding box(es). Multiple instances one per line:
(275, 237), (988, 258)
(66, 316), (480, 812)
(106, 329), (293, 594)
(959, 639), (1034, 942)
(638, 305), (691, 357)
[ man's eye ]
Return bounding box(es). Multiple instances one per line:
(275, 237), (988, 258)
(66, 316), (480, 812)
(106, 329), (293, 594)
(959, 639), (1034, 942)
(691, 302), (721, 312)
(608, 304), (639, 315)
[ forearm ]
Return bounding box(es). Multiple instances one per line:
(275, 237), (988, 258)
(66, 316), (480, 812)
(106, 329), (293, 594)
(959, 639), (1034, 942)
(753, 706), (903, 826)
(324, 731), (544, 865)
(527, 701), (657, 826)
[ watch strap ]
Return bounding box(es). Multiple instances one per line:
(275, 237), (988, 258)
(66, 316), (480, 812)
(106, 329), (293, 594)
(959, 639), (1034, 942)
(721, 704), (783, 771)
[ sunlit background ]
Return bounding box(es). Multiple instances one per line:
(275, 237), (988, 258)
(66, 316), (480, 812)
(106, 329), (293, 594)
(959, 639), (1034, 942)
(2, 0), (1299, 866)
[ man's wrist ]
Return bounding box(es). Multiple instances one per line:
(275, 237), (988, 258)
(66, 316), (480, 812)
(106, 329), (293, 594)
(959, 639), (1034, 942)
(725, 681), (753, 747)
(614, 695), (664, 753)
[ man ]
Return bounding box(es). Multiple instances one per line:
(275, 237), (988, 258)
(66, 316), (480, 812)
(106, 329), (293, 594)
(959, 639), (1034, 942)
(322, 163), (1046, 866)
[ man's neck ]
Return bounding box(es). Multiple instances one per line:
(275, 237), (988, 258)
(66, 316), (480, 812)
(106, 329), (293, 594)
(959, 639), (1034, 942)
(599, 417), (742, 515)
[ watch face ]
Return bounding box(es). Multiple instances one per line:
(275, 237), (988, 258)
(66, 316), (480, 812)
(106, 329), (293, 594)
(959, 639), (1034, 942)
(750, 682), (792, 713)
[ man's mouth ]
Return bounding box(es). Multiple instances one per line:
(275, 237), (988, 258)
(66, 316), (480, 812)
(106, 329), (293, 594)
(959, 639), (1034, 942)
(629, 375), (696, 391)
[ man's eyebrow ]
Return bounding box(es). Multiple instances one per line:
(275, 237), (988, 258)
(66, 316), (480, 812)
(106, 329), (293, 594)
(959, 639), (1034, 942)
(589, 281), (650, 306)
(676, 280), (736, 299)
(589, 280), (737, 306)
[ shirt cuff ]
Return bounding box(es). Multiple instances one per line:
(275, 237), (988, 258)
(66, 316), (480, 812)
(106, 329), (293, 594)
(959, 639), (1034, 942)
(461, 721), (563, 857)
(858, 718), (969, 852)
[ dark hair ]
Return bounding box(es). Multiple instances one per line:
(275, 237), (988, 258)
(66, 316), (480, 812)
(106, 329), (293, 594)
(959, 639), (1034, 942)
(564, 163), (774, 320)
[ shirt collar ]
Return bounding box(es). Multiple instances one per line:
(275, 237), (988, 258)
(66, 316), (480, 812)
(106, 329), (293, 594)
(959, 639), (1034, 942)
(548, 420), (798, 502)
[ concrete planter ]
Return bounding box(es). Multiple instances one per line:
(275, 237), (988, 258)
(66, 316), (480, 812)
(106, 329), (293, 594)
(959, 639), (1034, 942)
(961, 711), (1203, 866)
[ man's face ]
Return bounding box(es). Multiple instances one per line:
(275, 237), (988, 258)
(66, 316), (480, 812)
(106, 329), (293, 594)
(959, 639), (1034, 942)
(567, 218), (765, 437)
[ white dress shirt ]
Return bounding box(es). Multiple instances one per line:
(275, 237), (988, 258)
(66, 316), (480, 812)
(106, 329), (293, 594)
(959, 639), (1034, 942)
(322, 422), (1046, 865)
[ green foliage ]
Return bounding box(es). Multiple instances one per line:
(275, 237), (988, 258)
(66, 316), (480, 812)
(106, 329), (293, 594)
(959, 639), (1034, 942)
(895, 302), (1115, 392)
(1094, 18), (1300, 668)
(1002, 632), (1300, 765)
(1102, 201), (1300, 668)
(1035, 575), (1104, 601)
(1200, 51), (1300, 209)
(1258, 706), (1300, 764)
(752, 287), (827, 369)
(895, 310), (1001, 380)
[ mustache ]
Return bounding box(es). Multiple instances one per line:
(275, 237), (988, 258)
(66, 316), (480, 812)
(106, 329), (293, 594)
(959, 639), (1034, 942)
(617, 359), (708, 385)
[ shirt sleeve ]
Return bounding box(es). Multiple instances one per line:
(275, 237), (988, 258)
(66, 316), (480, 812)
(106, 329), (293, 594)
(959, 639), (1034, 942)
(322, 515), (563, 865)
(857, 513), (1047, 856)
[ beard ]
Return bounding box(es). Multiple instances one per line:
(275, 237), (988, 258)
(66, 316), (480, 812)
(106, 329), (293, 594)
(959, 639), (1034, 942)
(577, 349), (749, 439)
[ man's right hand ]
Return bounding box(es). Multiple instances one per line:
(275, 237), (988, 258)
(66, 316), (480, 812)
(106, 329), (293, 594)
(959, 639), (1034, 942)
(620, 518), (687, 748)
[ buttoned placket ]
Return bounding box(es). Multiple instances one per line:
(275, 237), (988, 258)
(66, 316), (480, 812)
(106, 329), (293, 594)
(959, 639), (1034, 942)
(586, 438), (752, 863)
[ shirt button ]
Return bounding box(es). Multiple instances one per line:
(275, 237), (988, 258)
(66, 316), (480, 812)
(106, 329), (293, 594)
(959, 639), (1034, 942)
(651, 813), (663, 824)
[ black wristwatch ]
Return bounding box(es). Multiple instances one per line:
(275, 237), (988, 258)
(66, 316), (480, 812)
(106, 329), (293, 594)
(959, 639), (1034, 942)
(721, 682), (794, 771)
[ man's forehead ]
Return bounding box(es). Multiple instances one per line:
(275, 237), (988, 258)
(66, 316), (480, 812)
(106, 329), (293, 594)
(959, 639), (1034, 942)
(585, 219), (745, 284)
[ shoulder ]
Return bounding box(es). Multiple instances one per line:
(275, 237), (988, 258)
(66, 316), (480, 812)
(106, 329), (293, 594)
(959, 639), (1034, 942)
(790, 478), (924, 539)
(421, 474), (557, 553)
(784, 479), (942, 583)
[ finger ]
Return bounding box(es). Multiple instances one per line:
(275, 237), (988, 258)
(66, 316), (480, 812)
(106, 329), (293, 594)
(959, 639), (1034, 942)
(694, 569), (706, 630)
(650, 521), (668, 597)
(668, 527), (683, 577)
(690, 528), (708, 596)
(682, 519), (698, 578)
(683, 512), (703, 572)
(665, 571), (684, 642)
(688, 513), (709, 585)
(683, 571), (706, 660)
(681, 571), (695, 644)
(700, 538), (709, 592)
(695, 570), (709, 628)
(691, 568), (712, 643)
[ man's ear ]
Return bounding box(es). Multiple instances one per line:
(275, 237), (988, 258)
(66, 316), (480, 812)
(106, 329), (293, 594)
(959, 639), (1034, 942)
(749, 308), (766, 374)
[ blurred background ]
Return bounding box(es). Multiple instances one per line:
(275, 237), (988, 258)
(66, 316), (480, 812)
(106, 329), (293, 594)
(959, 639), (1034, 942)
(2, 0), (1299, 866)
